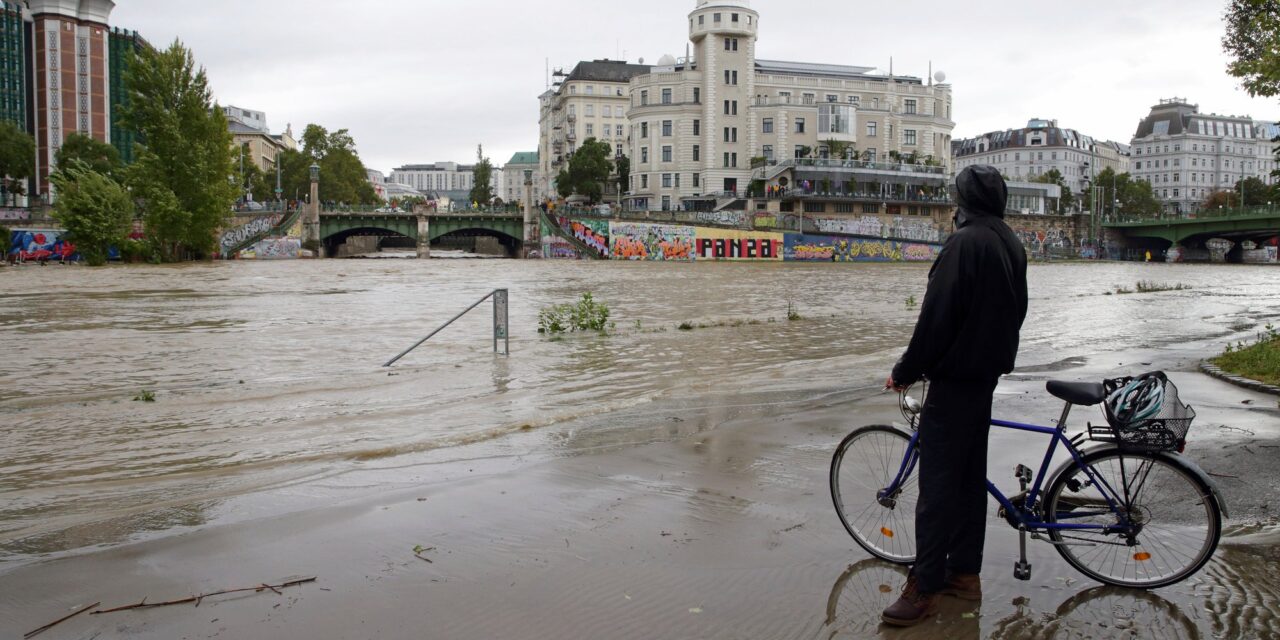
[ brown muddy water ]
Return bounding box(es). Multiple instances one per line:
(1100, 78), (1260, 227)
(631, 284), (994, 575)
(2, 259), (1280, 637)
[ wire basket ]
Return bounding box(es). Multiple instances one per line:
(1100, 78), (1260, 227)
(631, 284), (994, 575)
(1089, 373), (1196, 452)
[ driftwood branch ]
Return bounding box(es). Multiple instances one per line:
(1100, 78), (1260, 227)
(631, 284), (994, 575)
(24, 601), (100, 639)
(92, 577), (316, 615)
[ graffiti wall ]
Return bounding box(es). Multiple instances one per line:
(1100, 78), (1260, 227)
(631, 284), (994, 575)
(694, 228), (783, 261)
(8, 229), (78, 261)
(559, 217), (609, 256)
(784, 234), (941, 262)
(240, 237), (301, 259)
(813, 216), (945, 243)
(219, 213), (283, 254)
(608, 221), (694, 261)
(694, 210), (748, 227)
(753, 213), (780, 229)
(541, 219), (583, 259)
(1, 208), (30, 221)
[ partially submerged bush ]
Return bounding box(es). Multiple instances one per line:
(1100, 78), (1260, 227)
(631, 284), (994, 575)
(539, 292), (610, 334)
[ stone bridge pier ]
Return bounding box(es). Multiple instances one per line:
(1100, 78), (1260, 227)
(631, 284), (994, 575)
(417, 216), (430, 259)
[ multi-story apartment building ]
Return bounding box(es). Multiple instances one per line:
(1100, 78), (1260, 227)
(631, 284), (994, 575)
(501, 151), (541, 205)
(1130, 98), (1278, 214)
(1, 2), (27, 132)
(107, 26), (144, 163)
(390, 162), (477, 204)
(537, 59), (650, 199)
(952, 119), (1130, 199)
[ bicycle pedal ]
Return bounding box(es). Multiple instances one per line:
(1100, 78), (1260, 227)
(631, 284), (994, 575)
(1013, 560), (1032, 581)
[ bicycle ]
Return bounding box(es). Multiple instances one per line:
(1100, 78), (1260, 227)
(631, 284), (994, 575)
(829, 372), (1228, 588)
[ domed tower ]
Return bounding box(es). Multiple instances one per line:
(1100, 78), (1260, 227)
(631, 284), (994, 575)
(688, 0), (758, 195)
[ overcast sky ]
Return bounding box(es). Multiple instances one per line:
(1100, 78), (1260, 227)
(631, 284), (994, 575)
(111, 0), (1276, 174)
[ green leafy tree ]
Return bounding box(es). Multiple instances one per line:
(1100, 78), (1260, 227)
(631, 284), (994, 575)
(469, 145), (495, 206)
(1031, 168), (1076, 212)
(555, 138), (612, 203)
(55, 133), (123, 179)
(286, 125), (378, 205)
(119, 39), (237, 260)
(232, 143), (275, 203)
(1235, 176), (1271, 206)
(614, 153), (630, 196)
(0, 121), (34, 205)
(49, 162), (134, 265)
(1223, 1), (1280, 98)
(1204, 189), (1236, 210)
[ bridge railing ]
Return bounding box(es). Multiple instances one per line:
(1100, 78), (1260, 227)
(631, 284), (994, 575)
(1107, 205), (1280, 226)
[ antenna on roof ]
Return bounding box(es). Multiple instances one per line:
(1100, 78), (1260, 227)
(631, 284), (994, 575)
(889, 56), (893, 78)
(928, 60), (932, 86)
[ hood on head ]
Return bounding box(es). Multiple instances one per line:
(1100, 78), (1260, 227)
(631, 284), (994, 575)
(954, 165), (1008, 220)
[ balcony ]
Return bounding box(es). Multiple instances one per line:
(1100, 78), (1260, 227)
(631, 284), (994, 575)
(753, 157), (946, 175)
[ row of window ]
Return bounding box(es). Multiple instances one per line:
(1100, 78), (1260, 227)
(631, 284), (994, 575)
(695, 12), (751, 27)
(569, 104), (627, 118)
(1143, 172), (1248, 185)
(567, 84), (625, 97)
(633, 172), (702, 190)
(582, 123), (625, 137)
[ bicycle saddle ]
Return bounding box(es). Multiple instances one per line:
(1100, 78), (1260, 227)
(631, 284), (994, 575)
(1046, 380), (1106, 406)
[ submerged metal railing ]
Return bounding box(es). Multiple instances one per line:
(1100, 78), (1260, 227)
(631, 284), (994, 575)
(383, 289), (509, 366)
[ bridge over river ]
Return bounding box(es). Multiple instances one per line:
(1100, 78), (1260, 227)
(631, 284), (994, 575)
(1104, 206), (1280, 262)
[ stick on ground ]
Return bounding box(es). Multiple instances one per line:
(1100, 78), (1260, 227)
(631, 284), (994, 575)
(23, 601), (100, 639)
(92, 577), (316, 615)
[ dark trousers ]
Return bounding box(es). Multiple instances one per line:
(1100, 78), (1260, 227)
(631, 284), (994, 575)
(913, 376), (997, 593)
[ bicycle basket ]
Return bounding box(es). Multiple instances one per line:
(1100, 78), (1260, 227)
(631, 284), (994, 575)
(1090, 373), (1196, 452)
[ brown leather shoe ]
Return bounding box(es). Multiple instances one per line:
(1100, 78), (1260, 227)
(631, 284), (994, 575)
(881, 575), (939, 627)
(939, 573), (982, 601)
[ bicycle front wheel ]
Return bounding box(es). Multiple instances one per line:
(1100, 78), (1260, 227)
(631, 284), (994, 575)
(830, 425), (918, 564)
(1044, 448), (1221, 588)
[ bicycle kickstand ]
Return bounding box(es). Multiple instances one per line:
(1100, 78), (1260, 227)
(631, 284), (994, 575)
(1014, 525), (1032, 581)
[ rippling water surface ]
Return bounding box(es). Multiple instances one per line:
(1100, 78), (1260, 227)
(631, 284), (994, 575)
(2, 259), (1278, 562)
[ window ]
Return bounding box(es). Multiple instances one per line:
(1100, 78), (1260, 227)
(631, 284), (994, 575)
(693, 119), (700, 136)
(802, 93), (815, 105)
(640, 90), (648, 106)
(616, 124), (623, 136)
(827, 94), (838, 103)
(724, 69), (738, 85)
(662, 173), (672, 188)
(693, 173), (700, 187)
(662, 196), (671, 210)
(723, 100), (737, 115)
(640, 122), (648, 138)
(731, 12), (739, 21)
(662, 120), (672, 136)
(794, 145), (805, 158)
(724, 37), (738, 51)
(848, 95), (860, 105)
(585, 104), (594, 117)
(723, 152), (738, 167)
(904, 99), (916, 114)
(615, 106), (624, 117)
(693, 144), (700, 161)
(714, 12), (721, 22)
(904, 129), (916, 146)
(866, 121), (877, 137)
(661, 88), (671, 104)
(662, 146), (672, 162)
(698, 14), (704, 25)
(641, 147), (648, 163)
(763, 144), (773, 159)
(675, 173), (681, 188)
(585, 123), (593, 136)
(795, 117), (805, 133)
(693, 87), (700, 103)
(762, 118), (773, 133)
(641, 174), (648, 188)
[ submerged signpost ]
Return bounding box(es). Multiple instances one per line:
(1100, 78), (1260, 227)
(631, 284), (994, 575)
(384, 288), (510, 366)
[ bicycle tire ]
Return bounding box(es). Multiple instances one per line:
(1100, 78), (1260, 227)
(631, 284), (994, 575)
(830, 425), (918, 564)
(1043, 447), (1221, 588)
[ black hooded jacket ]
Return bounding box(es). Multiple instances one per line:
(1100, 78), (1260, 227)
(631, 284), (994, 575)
(891, 165), (1028, 385)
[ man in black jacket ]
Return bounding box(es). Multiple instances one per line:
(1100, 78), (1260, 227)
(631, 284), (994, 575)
(880, 165), (1028, 626)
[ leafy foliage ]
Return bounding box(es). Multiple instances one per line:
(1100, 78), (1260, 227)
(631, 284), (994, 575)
(56, 133), (123, 179)
(1093, 168), (1160, 218)
(1223, 1), (1280, 98)
(233, 143), (275, 202)
(119, 39), (237, 260)
(538, 293), (611, 334)
(1235, 176), (1271, 206)
(1214, 322), (1280, 386)
(279, 125), (378, 205)
(469, 145), (495, 206)
(0, 121), (34, 204)
(1029, 168), (1076, 212)
(49, 162), (134, 266)
(555, 138), (613, 203)
(614, 153), (630, 197)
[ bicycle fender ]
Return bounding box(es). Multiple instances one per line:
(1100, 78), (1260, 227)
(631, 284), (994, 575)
(1051, 446), (1229, 519)
(1153, 451), (1230, 519)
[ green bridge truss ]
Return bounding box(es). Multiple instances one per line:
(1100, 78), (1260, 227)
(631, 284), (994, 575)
(1104, 207), (1280, 245)
(319, 212), (524, 246)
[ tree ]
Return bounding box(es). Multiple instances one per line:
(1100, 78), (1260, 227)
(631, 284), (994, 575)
(0, 121), (34, 205)
(55, 133), (123, 179)
(49, 162), (134, 265)
(1204, 189), (1236, 210)
(1223, 1), (1280, 98)
(614, 153), (630, 196)
(119, 39), (237, 260)
(469, 144), (495, 206)
(554, 138), (612, 203)
(232, 143), (274, 203)
(1235, 176), (1270, 206)
(1030, 168), (1075, 212)
(288, 124), (378, 205)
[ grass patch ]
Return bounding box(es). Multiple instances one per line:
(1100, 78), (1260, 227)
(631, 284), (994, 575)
(133, 389), (155, 402)
(1136, 280), (1191, 293)
(1213, 324), (1280, 386)
(538, 292), (611, 335)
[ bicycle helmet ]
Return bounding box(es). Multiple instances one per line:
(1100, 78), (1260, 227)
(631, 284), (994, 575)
(1105, 376), (1165, 425)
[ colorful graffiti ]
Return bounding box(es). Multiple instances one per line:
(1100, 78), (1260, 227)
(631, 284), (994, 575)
(609, 222), (694, 261)
(784, 234), (940, 262)
(1012, 225), (1074, 255)
(559, 217), (609, 255)
(753, 213), (780, 229)
(240, 237), (301, 259)
(694, 210), (748, 227)
(1, 208), (31, 221)
(694, 228), (782, 261)
(541, 219), (582, 259)
(8, 229), (78, 261)
(219, 214), (282, 253)
(814, 216), (945, 243)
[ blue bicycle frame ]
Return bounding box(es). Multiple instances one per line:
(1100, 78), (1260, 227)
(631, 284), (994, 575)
(876, 417), (1136, 535)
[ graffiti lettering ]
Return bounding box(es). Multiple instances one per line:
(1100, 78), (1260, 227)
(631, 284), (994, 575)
(695, 210), (748, 227)
(695, 237), (778, 259)
(0, 208), (31, 221)
(220, 214), (281, 251)
(609, 222), (695, 261)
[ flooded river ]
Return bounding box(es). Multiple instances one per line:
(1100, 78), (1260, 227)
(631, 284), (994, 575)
(1, 259), (1278, 568)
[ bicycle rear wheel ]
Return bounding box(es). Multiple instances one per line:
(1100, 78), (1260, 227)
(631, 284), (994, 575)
(830, 425), (918, 564)
(1044, 448), (1221, 588)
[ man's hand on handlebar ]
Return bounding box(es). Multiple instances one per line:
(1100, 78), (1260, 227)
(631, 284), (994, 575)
(884, 376), (909, 393)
